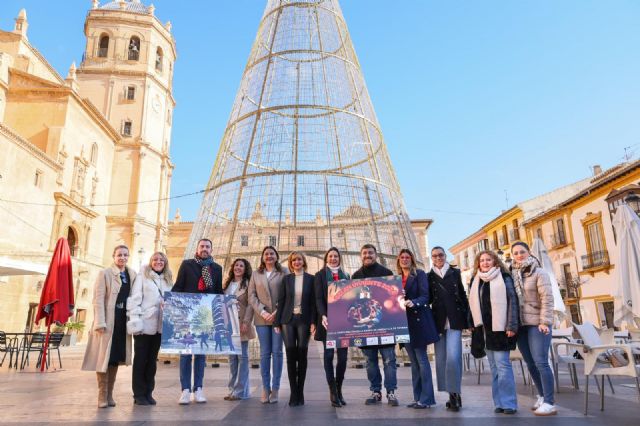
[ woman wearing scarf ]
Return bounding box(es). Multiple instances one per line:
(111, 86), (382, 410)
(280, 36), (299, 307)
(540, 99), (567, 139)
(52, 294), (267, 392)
(510, 242), (556, 416)
(314, 247), (350, 407)
(223, 258), (255, 401)
(397, 249), (439, 409)
(127, 251), (173, 405)
(82, 245), (136, 408)
(274, 252), (316, 406)
(172, 238), (223, 405)
(248, 246), (288, 403)
(469, 250), (519, 414)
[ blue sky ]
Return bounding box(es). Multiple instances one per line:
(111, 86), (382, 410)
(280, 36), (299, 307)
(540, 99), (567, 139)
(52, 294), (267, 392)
(3, 0), (640, 252)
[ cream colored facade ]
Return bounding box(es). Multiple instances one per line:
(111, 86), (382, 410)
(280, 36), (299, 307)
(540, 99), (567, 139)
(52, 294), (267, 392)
(0, 1), (175, 340)
(167, 213), (433, 277)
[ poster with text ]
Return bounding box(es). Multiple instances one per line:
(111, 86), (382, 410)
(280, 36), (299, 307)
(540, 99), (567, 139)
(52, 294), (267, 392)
(326, 276), (409, 348)
(160, 292), (241, 355)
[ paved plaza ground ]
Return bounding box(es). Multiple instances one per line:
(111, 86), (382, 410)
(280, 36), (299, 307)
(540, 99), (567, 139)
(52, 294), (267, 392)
(0, 343), (638, 425)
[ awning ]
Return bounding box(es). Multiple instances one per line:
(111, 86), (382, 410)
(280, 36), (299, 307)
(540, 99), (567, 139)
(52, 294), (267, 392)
(0, 257), (48, 276)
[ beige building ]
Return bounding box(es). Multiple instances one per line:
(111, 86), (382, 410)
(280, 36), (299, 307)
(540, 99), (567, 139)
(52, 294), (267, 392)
(0, 1), (175, 340)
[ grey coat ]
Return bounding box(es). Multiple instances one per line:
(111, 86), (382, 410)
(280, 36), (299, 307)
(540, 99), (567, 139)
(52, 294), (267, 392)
(513, 265), (554, 327)
(247, 268), (288, 326)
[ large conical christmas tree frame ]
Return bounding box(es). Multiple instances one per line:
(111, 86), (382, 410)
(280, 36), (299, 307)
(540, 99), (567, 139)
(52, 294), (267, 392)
(187, 0), (423, 272)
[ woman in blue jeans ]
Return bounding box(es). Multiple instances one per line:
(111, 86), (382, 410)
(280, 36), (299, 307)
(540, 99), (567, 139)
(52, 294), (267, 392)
(248, 246), (287, 403)
(511, 242), (556, 416)
(223, 258), (255, 401)
(469, 250), (520, 414)
(397, 249), (439, 409)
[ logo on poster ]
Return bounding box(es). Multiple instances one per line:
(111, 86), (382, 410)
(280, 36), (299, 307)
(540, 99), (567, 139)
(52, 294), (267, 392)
(353, 338), (363, 346)
(396, 334), (410, 343)
(340, 338), (350, 348)
(326, 340), (336, 349)
(380, 335), (395, 344)
(366, 337), (379, 345)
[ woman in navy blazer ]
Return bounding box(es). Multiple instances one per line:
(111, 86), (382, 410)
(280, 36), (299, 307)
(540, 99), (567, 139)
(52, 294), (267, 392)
(274, 251), (316, 406)
(398, 249), (439, 409)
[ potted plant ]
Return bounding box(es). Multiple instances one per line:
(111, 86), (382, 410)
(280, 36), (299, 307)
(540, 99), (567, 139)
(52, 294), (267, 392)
(60, 320), (85, 346)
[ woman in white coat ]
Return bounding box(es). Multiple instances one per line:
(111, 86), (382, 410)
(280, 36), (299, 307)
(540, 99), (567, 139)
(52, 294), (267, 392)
(127, 252), (173, 405)
(82, 245), (136, 408)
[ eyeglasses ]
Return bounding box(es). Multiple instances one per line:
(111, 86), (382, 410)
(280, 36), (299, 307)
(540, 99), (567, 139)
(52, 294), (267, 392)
(512, 251), (527, 255)
(431, 254), (445, 258)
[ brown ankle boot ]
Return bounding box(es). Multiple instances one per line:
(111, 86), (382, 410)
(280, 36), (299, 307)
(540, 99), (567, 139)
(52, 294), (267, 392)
(96, 372), (108, 408)
(107, 365), (118, 407)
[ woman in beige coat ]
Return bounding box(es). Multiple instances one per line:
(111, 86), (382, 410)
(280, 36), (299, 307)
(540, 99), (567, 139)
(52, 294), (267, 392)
(82, 245), (136, 408)
(223, 258), (255, 401)
(248, 246), (288, 403)
(510, 241), (556, 416)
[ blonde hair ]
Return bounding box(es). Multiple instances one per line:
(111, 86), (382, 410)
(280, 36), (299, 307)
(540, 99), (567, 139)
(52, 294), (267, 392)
(287, 251), (308, 272)
(472, 250), (508, 277)
(145, 251), (173, 283)
(396, 248), (417, 276)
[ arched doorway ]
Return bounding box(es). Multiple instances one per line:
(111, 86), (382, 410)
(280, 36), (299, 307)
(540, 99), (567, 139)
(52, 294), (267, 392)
(67, 227), (78, 257)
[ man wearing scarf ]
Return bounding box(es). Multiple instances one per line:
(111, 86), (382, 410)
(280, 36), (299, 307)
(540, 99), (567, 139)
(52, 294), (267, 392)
(172, 238), (223, 405)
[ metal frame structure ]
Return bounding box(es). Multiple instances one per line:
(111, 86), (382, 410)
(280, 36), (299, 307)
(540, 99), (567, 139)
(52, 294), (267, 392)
(187, 0), (422, 272)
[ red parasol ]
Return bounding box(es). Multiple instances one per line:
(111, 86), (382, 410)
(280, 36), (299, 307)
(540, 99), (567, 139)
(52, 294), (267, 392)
(35, 237), (74, 371)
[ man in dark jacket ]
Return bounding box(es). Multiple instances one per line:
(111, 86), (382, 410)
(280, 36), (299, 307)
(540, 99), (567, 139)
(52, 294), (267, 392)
(351, 244), (398, 406)
(172, 238), (223, 405)
(427, 246), (469, 411)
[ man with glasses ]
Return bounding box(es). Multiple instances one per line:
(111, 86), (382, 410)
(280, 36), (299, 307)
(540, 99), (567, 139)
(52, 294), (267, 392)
(427, 246), (470, 412)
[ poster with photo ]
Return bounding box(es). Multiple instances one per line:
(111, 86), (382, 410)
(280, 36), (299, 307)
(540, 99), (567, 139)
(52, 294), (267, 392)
(326, 276), (409, 348)
(160, 292), (241, 355)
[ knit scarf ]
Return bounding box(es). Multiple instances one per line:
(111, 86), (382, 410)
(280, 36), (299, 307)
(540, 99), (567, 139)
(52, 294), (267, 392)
(195, 256), (214, 292)
(469, 267), (508, 331)
(511, 256), (538, 311)
(326, 266), (348, 282)
(431, 262), (450, 278)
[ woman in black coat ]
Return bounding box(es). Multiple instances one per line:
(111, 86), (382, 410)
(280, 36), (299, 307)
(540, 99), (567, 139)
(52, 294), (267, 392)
(274, 251), (316, 407)
(468, 250), (520, 414)
(313, 247), (350, 407)
(398, 249), (439, 409)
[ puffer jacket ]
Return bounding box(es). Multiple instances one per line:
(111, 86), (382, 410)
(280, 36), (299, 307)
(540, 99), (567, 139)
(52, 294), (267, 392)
(127, 265), (172, 335)
(512, 264), (554, 327)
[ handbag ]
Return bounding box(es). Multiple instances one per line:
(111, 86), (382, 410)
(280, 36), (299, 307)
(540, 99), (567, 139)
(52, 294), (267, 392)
(471, 326), (486, 359)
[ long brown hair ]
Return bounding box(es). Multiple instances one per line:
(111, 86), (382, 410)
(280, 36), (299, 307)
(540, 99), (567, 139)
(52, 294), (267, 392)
(472, 250), (509, 277)
(396, 248), (417, 276)
(258, 246), (282, 273)
(223, 258), (252, 291)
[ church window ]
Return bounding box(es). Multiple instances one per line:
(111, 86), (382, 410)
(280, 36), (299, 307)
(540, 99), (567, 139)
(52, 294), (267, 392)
(240, 235), (248, 247)
(128, 36), (140, 61)
(156, 47), (163, 72)
(98, 34), (109, 58)
(126, 86), (136, 100)
(122, 120), (133, 137)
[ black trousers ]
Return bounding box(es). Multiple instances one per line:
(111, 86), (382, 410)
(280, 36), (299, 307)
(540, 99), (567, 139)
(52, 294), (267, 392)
(323, 342), (348, 383)
(282, 315), (311, 400)
(132, 333), (161, 398)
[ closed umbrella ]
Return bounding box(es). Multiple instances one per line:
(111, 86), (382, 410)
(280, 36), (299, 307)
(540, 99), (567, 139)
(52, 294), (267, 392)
(34, 238), (74, 371)
(531, 237), (567, 323)
(612, 204), (640, 327)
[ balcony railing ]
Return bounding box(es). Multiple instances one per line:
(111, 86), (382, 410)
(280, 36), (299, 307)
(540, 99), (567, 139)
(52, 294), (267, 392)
(581, 250), (610, 270)
(128, 50), (140, 61)
(509, 229), (520, 242)
(550, 234), (567, 248)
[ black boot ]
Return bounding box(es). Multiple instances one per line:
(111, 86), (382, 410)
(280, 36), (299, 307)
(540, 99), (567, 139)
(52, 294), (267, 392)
(446, 392), (460, 411)
(328, 379), (342, 407)
(297, 347), (308, 406)
(286, 348), (299, 407)
(336, 379), (346, 405)
(456, 393), (462, 408)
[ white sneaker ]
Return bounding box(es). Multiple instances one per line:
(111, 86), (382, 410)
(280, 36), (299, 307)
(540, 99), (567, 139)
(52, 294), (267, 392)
(194, 387), (207, 403)
(178, 389), (191, 405)
(531, 395), (544, 410)
(534, 403), (557, 416)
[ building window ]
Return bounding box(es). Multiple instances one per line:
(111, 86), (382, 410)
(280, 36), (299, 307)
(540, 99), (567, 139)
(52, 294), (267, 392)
(511, 219), (520, 241)
(297, 235), (305, 247)
(126, 86), (135, 101)
(554, 217), (567, 246)
(491, 231), (498, 250)
(67, 227), (78, 257)
(122, 120), (132, 137)
(90, 143), (98, 166)
(268, 235), (277, 247)
(501, 225), (509, 246)
(128, 36), (140, 61)
(156, 47), (163, 72)
(98, 34), (109, 58)
(240, 235), (248, 247)
(581, 212), (610, 270)
(34, 170), (43, 187)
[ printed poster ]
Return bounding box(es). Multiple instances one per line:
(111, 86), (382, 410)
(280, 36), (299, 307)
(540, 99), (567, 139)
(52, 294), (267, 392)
(160, 292), (241, 355)
(326, 276), (409, 348)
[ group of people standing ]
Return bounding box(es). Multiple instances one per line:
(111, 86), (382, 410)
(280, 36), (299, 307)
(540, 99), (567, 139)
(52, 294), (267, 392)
(80, 238), (557, 417)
